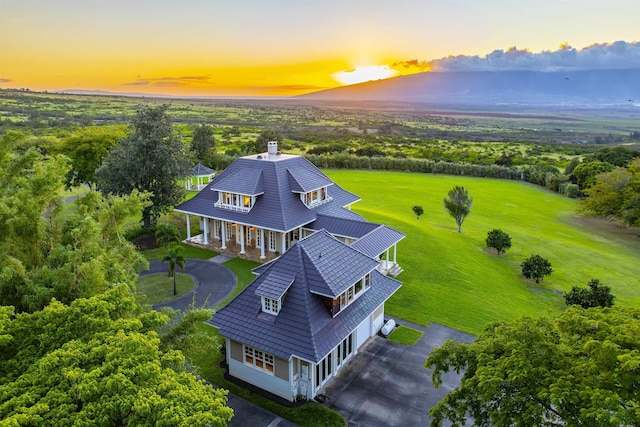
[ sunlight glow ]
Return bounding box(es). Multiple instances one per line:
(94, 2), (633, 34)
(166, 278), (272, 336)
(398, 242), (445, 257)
(332, 65), (397, 85)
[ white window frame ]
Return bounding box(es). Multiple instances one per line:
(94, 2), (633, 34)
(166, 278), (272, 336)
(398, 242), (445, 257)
(336, 273), (371, 313)
(300, 186), (332, 208)
(243, 345), (275, 375)
(268, 231), (277, 252)
(215, 192), (256, 212)
(262, 296), (281, 315)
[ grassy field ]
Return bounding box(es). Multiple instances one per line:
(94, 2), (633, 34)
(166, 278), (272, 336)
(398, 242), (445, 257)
(325, 169), (640, 335)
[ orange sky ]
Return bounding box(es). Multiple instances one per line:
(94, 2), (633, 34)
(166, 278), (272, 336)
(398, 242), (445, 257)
(1, 1), (639, 97)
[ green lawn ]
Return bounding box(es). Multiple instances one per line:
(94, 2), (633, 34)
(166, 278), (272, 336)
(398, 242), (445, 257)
(136, 273), (195, 305)
(387, 325), (424, 345)
(142, 243), (218, 261)
(324, 169), (640, 335)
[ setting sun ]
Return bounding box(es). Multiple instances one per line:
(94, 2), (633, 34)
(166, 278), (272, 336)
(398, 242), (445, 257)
(332, 65), (397, 86)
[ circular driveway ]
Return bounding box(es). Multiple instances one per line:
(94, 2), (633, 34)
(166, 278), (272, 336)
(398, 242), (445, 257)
(139, 259), (236, 312)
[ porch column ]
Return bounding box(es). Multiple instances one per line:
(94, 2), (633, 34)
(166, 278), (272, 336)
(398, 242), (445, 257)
(186, 215), (191, 239)
(239, 225), (245, 254)
(203, 219), (209, 245)
(220, 221), (227, 250)
(298, 226), (302, 242)
(260, 229), (265, 259)
(281, 233), (286, 253)
(385, 248), (389, 269)
(393, 243), (397, 264)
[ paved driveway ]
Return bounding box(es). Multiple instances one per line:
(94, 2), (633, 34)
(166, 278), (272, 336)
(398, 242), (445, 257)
(139, 258), (236, 312)
(321, 320), (474, 427)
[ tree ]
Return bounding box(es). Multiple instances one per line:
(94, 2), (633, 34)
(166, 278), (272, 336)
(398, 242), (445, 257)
(485, 229), (512, 255)
(255, 128), (282, 153)
(59, 128), (121, 188)
(0, 287), (233, 426)
(443, 186), (472, 232)
(163, 246), (186, 295)
(572, 161), (615, 190)
(190, 124), (216, 167)
(425, 306), (640, 427)
(564, 278), (615, 308)
(521, 254), (552, 283)
(412, 205), (424, 219)
(155, 223), (181, 250)
(95, 104), (191, 229)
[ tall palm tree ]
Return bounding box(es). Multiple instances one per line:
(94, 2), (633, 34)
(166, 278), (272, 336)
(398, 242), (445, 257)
(155, 223), (181, 250)
(162, 246), (186, 295)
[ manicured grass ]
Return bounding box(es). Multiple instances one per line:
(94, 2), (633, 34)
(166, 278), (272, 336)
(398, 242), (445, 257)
(387, 325), (424, 345)
(136, 273), (195, 304)
(142, 243), (218, 261)
(324, 169), (640, 335)
(185, 323), (346, 427)
(218, 258), (261, 307)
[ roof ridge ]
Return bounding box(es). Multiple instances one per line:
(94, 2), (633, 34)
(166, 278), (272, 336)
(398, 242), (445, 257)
(294, 245), (321, 360)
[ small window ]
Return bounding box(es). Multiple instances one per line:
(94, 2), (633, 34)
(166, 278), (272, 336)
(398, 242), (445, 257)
(244, 345), (275, 374)
(262, 297), (281, 315)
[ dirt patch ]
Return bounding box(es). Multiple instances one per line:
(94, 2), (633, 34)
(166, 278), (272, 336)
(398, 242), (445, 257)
(132, 233), (158, 251)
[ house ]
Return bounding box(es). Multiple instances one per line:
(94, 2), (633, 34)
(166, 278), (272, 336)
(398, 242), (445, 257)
(175, 141), (404, 275)
(210, 229), (402, 402)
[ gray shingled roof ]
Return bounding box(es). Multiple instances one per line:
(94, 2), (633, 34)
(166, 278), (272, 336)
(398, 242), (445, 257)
(212, 168), (264, 196)
(350, 225), (406, 259)
(175, 155), (360, 232)
(255, 270), (295, 300)
(287, 165), (333, 193)
(210, 230), (402, 362)
(308, 214), (380, 238)
(191, 163), (216, 176)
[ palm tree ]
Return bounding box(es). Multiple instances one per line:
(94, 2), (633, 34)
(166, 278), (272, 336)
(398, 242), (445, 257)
(155, 223), (181, 250)
(163, 246), (186, 295)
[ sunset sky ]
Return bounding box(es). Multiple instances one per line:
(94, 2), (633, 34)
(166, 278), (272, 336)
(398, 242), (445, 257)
(1, 0), (639, 97)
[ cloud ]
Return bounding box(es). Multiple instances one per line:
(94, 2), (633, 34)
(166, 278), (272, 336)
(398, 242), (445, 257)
(397, 41), (640, 72)
(121, 75), (213, 87)
(0, 78), (11, 83)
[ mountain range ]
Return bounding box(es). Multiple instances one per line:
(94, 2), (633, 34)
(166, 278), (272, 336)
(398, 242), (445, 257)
(299, 69), (640, 106)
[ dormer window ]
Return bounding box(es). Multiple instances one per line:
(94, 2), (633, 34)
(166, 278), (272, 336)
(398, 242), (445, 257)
(215, 192), (256, 212)
(262, 297), (281, 315)
(332, 272), (372, 316)
(301, 186), (332, 208)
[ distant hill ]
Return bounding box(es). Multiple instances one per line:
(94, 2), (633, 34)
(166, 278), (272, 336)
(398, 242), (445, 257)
(298, 69), (640, 106)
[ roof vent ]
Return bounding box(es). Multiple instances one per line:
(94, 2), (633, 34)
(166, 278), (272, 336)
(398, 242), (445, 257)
(267, 141), (278, 158)
(257, 155), (263, 159)
(276, 151), (281, 156)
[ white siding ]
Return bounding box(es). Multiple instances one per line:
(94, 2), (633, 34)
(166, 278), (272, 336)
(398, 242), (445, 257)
(356, 314), (372, 349)
(372, 303), (385, 334)
(228, 358), (293, 401)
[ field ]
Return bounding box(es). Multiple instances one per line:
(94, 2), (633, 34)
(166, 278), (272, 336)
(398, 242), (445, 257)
(324, 169), (640, 335)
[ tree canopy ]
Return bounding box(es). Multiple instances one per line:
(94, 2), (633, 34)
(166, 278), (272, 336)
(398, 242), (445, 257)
(485, 229), (512, 255)
(564, 278), (615, 308)
(572, 161), (615, 190)
(412, 205), (424, 219)
(0, 287), (233, 426)
(521, 254), (553, 284)
(95, 104), (191, 228)
(190, 124), (216, 168)
(425, 306), (640, 427)
(443, 186), (472, 232)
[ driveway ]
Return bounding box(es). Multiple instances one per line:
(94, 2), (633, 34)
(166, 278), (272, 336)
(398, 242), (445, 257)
(139, 258), (236, 312)
(321, 319), (474, 427)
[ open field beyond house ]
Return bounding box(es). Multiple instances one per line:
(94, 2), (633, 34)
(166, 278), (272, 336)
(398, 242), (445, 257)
(325, 170), (640, 335)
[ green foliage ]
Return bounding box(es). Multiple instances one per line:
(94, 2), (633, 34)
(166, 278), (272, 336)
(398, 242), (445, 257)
(521, 254), (553, 283)
(190, 124), (216, 167)
(564, 157), (580, 175)
(0, 287), (233, 426)
(95, 104), (191, 228)
(412, 205), (424, 219)
(583, 145), (640, 167)
(136, 273), (195, 305)
(155, 223), (181, 250)
(572, 160), (615, 190)
(254, 128), (282, 154)
(564, 278), (615, 308)
(387, 325), (423, 345)
(59, 127), (120, 187)
(142, 243), (217, 262)
(425, 306), (640, 427)
(582, 159), (640, 226)
(485, 229), (512, 255)
(443, 186), (472, 232)
(563, 183), (580, 198)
